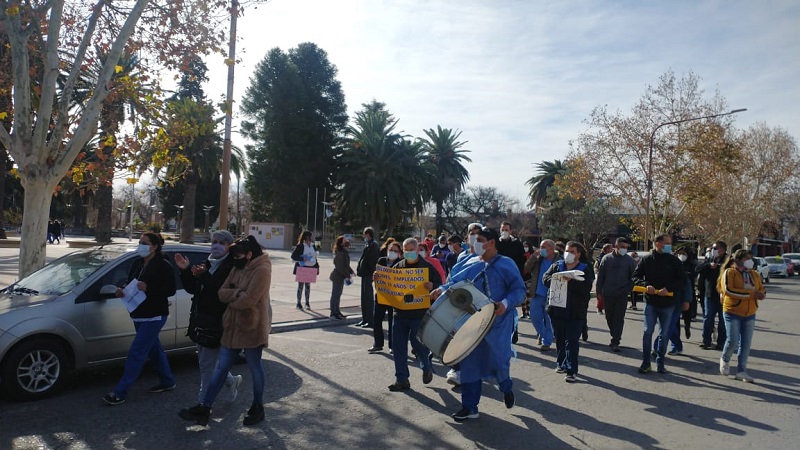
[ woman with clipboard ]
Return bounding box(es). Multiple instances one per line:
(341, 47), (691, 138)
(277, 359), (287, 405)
(103, 232), (177, 405)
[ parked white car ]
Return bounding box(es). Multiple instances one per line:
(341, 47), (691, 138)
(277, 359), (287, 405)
(754, 257), (770, 284)
(764, 256), (789, 278)
(781, 253), (800, 275)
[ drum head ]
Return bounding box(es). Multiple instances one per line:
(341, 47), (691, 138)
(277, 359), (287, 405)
(441, 303), (496, 366)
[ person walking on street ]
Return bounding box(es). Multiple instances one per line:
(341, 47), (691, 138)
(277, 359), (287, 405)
(445, 235), (467, 275)
(291, 230), (319, 310)
(629, 251), (642, 310)
(596, 237), (636, 352)
(431, 227), (526, 421)
(178, 236), (272, 427)
(594, 243), (614, 314)
(653, 247), (694, 355)
(387, 238), (441, 392)
(356, 227), (380, 328)
(543, 241), (595, 382)
(524, 239), (561, 351)
(329, 235), (354, 320)
(103, 232), (176, 405)
(632, 234), (685, 374)
(174, 230), (241, 406)
(718, 249), (766, 383)
(430, 235), (452, 272)
(368, 240), (401, 352)
(697, 241), (728, 349)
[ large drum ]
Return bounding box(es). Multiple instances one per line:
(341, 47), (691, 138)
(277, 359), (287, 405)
(417, 280), (496, 366)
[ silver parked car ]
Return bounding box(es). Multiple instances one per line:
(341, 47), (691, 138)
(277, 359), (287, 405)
(0, 243), (210, 401)
(754, 257), (770, 284)
(764, 256), (789, 278)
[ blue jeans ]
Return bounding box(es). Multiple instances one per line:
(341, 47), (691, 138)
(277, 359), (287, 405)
(702, 295), (726, 346)
(722, 313), (756, 373)
(655, 298), (685, 353)
(391, 316), (431, 382)
(530, 295), (553, 346)
(202, 346), (265, 407)
(551, 317), (584, 375)
(113, 316), (175, 398)
(642, 303), (674, 367)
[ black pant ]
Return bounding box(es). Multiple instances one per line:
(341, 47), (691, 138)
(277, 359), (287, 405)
(604, 294), (628, 345)
(360, 276), (374, 326)
(372, 299), (394, 348)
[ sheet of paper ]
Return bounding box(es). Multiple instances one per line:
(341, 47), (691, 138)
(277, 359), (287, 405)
(122, 278), (147, 313)
(548, 276), (569, 308)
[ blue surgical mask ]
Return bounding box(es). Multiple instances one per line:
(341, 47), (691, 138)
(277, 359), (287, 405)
(540, 248), (548, 258)
(404, 251), (418, 262)
(210, 243), (227, 258)
(663, 244), (672, 254)
(136, 244), (151, 258)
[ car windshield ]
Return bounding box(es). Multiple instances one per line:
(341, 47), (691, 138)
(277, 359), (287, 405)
(3, 248), (130, 296)
(764, 257), (782, 264)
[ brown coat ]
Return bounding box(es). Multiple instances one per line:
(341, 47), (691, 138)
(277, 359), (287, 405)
(218, 253), (272, 349)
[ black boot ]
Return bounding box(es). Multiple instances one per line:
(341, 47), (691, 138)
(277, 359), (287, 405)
(178, 404), (211, 426)
(243, 402), (265, 426)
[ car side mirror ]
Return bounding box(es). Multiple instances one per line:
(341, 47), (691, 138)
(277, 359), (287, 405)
(98, 284), (119, 300)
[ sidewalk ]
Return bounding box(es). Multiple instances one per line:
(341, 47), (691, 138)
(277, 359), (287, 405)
(0, 236), (370, 333)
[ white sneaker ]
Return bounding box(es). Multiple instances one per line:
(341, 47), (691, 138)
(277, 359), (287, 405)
(446, 369), (461, 386)
(719, 358), (730, 376)
(735, 371), (754, 383)
(227, 374), (243, 402)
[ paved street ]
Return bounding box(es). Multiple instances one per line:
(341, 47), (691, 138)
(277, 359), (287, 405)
(0, 240), (799, 449)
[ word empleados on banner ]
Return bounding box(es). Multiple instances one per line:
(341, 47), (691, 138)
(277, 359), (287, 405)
(374, 265), (432, 310)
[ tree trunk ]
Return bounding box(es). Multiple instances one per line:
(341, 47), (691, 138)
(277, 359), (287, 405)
(181, 179), (197, 243)
(19, 178), (56, 278)
(0, 149), (7, 239)
(94, 184), (113, 243)
(435, 200), (443, 237)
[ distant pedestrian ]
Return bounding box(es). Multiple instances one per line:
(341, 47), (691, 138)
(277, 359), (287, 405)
(445, 235), (467, 276)
(291, 230), (319, 310)
(629, 251), (641, 310)
(524, 239), (561, 351)
(430, 235), (452, 270)
(356, 227), (380, 328)
(329, 235), (354, 320)
(596, 237), (636, 352)
(697, 241), (729, 349)
(594, 243), (614, 314)
(46, 219), (54, 244)
(718, 249), (765, 382)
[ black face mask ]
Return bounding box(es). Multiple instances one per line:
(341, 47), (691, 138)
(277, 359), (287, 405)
(233, 257), (248, 269)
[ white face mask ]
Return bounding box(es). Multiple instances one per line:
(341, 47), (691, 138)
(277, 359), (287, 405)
(448, 245), (455, 253)
(711, 250), (719, 258)
(678, 254), (688, 262)
(564, 252), (576, 264)
(500, 231), (509, 240)
(618, 248), (628, 256)
(419, 250), (427, 258)
(439, 243), (446, 248)
(743, 259), (754, 270)
(136, 244), (151, 258)
(468, 234), (478, 246)
(523, 246), (530, 252)
(473, 241), (485, 257)
(387, 251), (399, 260)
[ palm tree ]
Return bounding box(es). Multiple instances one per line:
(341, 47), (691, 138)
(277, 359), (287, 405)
(526, 159), (567, 208)
(420, 125), (471, 236)
(336, 106), (432, 233)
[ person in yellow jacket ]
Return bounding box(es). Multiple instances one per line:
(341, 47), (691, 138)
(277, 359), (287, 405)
(716, 249), (766, 382)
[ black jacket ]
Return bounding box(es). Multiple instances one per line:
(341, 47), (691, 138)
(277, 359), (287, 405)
(128, 254), (176, 319)
(390, 257), (442, 319)
(329, 249), (354, 282)
(291, 242), (320, 274)
(357, 239), (380, 278)
(543, 260), (594, 320)
(497, 236), (526, 277)
(696, 253), (727, 303)
(632, 251), (686, 307)
(180, 254), (235, 325)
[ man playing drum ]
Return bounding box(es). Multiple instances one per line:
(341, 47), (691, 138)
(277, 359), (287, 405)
(430, 227), (527, 422)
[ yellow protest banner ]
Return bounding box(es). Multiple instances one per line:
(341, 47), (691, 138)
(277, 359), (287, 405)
(374, 265), (432, 310)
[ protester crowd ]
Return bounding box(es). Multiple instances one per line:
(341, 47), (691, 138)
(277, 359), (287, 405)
(101, 224), (767, 427)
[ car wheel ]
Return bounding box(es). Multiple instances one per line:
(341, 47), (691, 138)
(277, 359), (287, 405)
(1, 338), (70, 401)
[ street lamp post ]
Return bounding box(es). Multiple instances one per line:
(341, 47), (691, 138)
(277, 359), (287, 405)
(644, 108), (747, 247)
(173, 204), (184, 240)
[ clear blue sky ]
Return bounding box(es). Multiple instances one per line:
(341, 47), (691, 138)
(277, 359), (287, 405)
(205, 0), (800, 206)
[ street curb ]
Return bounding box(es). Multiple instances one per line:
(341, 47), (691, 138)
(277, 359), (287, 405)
(272, 315), (365, 333)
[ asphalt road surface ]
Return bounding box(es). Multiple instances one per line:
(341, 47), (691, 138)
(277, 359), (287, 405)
(1, 277), (799, 449)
